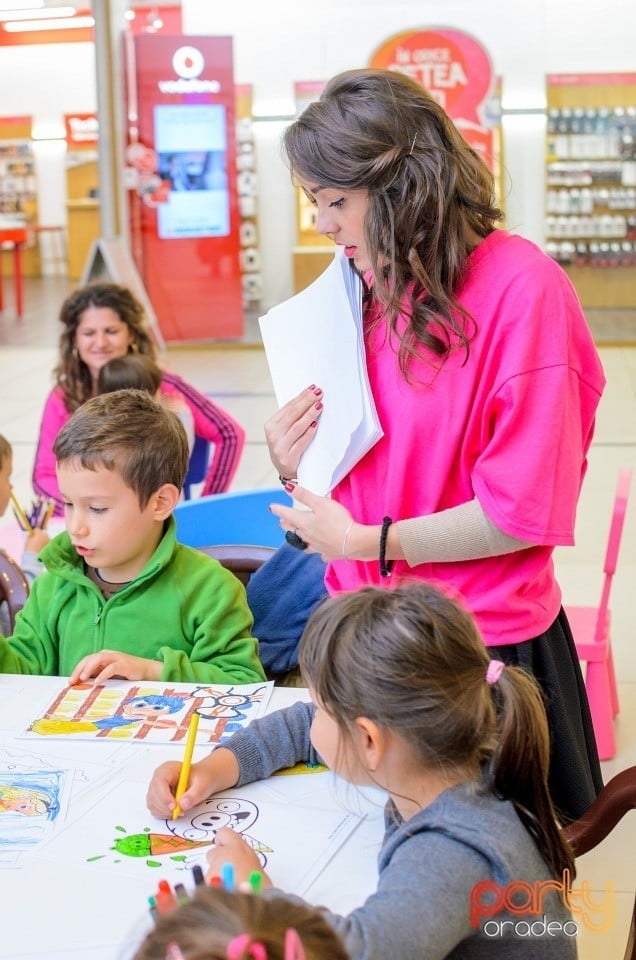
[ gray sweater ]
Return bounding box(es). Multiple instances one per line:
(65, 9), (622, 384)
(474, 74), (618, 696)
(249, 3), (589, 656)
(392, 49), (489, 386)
(225, 700), (578, 960)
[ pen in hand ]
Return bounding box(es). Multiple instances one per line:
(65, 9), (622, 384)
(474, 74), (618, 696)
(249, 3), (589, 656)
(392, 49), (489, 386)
(172, 711), (200, 820)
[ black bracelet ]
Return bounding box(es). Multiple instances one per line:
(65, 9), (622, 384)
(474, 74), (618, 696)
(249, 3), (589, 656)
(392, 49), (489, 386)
(379, 516), (394, 577)
(285, 529), (309, 551)
(278, 474), (297, 487)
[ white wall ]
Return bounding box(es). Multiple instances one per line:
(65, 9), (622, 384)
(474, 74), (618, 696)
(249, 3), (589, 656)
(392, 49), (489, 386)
(1, 3), (635, 306)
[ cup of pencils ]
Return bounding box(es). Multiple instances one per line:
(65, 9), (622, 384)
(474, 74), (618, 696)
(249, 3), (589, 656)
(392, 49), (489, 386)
(11, 493), (56, 533)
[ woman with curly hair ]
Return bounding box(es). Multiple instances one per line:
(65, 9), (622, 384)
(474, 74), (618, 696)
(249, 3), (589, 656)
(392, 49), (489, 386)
(33, 282), (245, 512)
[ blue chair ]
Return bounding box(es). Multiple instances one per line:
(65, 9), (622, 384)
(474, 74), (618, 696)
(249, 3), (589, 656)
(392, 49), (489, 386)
(183, 435), (211, 500)
(174, 487), (289, 548)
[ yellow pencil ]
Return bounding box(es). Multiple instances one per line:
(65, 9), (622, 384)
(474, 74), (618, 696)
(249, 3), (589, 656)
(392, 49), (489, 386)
(10, 492), (33, 532)
(41, 499), (56, 531)
(172, 711), (200, 820)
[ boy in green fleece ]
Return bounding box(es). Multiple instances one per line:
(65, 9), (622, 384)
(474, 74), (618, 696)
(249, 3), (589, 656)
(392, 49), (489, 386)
(0, 389), (265, 685)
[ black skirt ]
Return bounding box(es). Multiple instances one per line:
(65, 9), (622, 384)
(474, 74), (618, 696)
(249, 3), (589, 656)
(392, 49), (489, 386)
(487, 607), (604, 825)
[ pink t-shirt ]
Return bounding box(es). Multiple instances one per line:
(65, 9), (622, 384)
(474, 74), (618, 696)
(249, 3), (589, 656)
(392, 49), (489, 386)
(325, 230), (606, 646)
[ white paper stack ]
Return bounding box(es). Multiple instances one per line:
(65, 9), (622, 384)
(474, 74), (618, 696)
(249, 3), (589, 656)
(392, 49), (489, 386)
(259, 248), (383, 495)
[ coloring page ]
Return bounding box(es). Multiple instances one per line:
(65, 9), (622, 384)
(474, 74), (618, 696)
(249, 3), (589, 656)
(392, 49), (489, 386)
(0, 767), (73, 867)
(34, 778), (364, 895)
(0, 742), (121, 801)
(19, 679), (274, 745)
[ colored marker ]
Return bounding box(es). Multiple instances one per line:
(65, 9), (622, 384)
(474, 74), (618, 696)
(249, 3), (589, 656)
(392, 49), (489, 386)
(192, 864), (205, 886)
(148, 894), (158, 923)
(221, 862), (235, 892)
(249, 870), (263, 895)
(10, 492), (33, 532)
(173, 882), (189, 905)
(172, 711), (200, 820)
(156, 879), (178, 914)
(209, 874), (223, 887)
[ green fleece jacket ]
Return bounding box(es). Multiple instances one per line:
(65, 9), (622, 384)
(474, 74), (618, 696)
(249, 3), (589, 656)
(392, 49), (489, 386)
(0, 517), (266, 684)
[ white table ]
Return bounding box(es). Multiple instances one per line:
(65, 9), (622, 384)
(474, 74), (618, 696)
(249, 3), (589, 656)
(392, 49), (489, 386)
(0, 676), (384, 960)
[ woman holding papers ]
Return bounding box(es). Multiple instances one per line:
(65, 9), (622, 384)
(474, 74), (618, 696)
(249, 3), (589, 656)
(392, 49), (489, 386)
(266, 68), (605, 824)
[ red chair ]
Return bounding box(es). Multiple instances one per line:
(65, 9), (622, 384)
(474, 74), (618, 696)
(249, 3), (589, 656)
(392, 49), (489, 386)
(566, 468), (632, 760)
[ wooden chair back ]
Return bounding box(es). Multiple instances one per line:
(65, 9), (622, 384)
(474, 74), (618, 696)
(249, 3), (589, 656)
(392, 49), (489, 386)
(197, 544), (276, 586)
(563, 765), (636, 960)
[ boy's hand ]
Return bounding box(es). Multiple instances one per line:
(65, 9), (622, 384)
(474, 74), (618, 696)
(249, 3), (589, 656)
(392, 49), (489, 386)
(205, 827), (272, 889)
(146, 749), (240, 818)
(69, 650), (162, 685)
(24, 529), (50, 554)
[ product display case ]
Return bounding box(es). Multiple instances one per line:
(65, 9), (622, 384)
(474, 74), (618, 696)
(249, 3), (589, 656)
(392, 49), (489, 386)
(545, 73), (636, 308)
(0, 115), (39, 278)
(235, 84), (262, 309)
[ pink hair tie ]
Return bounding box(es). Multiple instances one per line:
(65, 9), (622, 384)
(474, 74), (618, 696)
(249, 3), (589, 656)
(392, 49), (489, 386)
(227, 935), (268, 960)
(486, 659), (504, 685)
(285, 928), (307, 960)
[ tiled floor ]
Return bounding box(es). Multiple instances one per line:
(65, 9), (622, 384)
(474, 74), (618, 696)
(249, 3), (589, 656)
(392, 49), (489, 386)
(0, 278), (634, 958)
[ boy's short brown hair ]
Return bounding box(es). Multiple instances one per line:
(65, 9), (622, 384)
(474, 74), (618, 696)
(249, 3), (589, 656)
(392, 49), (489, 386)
(53, 390), (189, 508)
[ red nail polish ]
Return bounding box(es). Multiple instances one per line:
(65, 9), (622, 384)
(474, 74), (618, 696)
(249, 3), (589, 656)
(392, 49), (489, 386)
(285, 482), (296, 493)
(308, 383), (316, 391)
(315, 401), (323, 411)
(310, 421), (318, 429)
(313, 386), (323, 396)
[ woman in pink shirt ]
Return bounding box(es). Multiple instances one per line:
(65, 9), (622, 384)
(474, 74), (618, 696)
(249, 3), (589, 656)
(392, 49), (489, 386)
(33, 282), (245, 512)
(266, 68), (606, 823)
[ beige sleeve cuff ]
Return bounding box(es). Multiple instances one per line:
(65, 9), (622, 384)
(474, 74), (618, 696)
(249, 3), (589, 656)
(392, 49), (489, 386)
(396, 498), (533, 567)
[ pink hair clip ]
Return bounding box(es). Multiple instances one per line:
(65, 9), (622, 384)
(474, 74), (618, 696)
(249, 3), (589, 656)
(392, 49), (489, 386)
(284, 928), (307, 960)
(486, 659), (505, 685)
(226, 934), (267, 960)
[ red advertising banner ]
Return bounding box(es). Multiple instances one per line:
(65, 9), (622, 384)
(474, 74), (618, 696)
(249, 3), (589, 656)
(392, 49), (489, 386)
(64, 113), (98, 149)
(125, 34), (243, 341)
(369, 28), (499, 173)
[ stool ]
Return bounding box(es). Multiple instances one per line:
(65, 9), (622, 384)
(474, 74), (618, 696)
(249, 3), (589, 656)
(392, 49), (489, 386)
(0, 223), (27, 317)
(32, 224), (67, 275)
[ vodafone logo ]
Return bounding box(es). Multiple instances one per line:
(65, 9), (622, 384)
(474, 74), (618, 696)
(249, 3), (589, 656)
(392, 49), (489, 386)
(172, 46), (204, 80)
(158, 45), (220, 94)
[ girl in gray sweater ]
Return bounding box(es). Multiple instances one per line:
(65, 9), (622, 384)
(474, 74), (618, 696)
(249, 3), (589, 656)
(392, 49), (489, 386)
(147, 583), (579, 960)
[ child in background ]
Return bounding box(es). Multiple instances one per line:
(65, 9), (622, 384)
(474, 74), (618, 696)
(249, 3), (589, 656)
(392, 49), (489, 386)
(147, 583), (576, 960)
(33, 282), (245, 513)
(132, 885), (349, 960)
(0, 390), (265, 685)
(98, 355), (196, 455)
(0, 434), (50, 632)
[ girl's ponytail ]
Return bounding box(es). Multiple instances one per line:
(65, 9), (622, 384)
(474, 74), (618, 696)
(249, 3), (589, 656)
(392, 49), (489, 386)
(488, 664), (575, 879)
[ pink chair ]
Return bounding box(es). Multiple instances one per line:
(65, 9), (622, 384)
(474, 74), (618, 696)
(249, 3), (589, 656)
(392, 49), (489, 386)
(566, 468), (632, 760)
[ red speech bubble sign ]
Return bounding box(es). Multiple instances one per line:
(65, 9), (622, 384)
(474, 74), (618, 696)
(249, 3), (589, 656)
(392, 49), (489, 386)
(369, 27), (494, 126)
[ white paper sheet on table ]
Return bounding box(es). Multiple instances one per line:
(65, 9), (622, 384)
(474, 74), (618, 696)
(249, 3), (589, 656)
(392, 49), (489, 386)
(0, 766), (74, 867)
(33, 778), (364, 896)
(259, 247), (382, 495)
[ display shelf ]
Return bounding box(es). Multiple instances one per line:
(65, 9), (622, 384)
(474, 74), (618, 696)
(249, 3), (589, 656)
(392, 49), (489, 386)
(545, 74), (636, 307)
(235, 84), (262, 308)
(0, 115), (39, 278)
